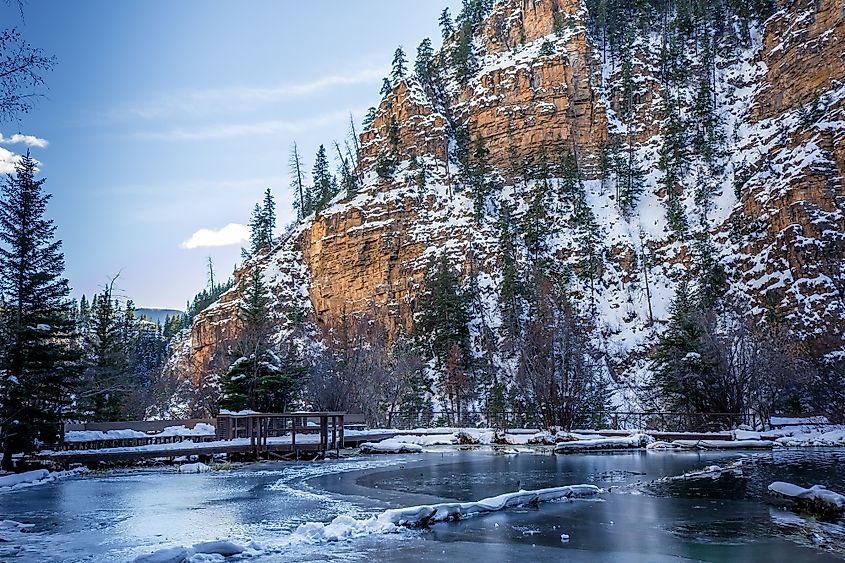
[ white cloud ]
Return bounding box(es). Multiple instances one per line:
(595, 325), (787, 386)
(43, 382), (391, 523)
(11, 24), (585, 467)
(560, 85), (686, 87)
(119, 66), (386, 120)
(180, 223), (249, 249)
(0, 147), (21, 173)
(0, 133), (49, 148)
(137, 109), (362, 142)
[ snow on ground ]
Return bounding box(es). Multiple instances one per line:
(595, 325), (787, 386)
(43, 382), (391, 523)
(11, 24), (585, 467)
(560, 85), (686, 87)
(775, 428), (845, 448)
(45, 424), (845, 459)
(0, 467), (88, 493)
(133, 484), (601, 562)
(64, 423), (216, 443)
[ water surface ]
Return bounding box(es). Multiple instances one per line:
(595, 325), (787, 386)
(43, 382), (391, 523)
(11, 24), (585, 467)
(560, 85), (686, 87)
(2, 448), (843, 562)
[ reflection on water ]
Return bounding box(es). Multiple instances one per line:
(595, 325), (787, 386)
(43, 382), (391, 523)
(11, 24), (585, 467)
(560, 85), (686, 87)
(1, 449), (844, 562)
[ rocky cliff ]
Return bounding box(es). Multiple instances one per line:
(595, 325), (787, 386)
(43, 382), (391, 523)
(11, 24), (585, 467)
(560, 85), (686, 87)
(170, 0), (845, 410)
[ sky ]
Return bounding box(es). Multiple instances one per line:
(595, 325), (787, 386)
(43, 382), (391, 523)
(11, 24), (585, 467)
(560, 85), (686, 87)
(0, 0), (459, 310)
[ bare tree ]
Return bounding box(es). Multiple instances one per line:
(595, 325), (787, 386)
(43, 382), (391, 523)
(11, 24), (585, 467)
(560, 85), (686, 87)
(0, 28), (54, 122)
(516, 274), (611, 430)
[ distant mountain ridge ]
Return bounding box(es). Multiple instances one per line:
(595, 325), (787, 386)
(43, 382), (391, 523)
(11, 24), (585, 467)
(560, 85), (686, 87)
(136, 308), (183, 324)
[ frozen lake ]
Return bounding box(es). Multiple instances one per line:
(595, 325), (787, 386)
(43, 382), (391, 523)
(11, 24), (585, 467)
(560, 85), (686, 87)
(2, 449), (844, 562)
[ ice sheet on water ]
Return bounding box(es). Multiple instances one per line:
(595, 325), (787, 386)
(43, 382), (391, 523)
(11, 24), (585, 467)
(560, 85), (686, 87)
(134, 483), (601, 561)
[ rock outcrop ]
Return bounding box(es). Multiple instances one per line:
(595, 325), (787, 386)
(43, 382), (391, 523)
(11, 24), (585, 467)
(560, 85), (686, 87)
(171, 0), (845, 403)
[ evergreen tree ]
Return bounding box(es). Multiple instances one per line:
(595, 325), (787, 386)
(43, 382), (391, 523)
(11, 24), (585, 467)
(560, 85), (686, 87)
(289, 142), (307, 219)
(219, 265), (303, 412)
(658, 94), (689, 236)
(452, 29), (477, 86)
(81, 282), (127, 421)
(497, 202), (524, 346)
(391, 46), (407, 81)
(414, 253), (471, 365)
(439, 8), (454, 39)
(310, 145), (335, 211)
(78, 294), (90, 335)
(415, 38), (434, 84)
(615, 140), (645, 216)
(469, 135), (495, 219)
(650, 280), (716, 414)
(0, 153), (80, 469)
(380, 77), (392, 98)
(362, 107), (377, 128)
(247, 188), (275, 255)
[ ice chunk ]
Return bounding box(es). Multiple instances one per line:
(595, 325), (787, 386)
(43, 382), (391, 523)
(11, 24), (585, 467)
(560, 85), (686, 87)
(178, 463), (211, 473)
(191, 540), (245, 556)
(133, 546), (189, 563)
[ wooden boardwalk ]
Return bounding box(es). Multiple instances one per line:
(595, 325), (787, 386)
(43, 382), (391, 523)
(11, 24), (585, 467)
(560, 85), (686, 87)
(39, 411), (767, 466)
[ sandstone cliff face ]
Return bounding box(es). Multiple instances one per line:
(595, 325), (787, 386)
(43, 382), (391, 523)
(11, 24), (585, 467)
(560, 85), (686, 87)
(174, 0), (845, 401)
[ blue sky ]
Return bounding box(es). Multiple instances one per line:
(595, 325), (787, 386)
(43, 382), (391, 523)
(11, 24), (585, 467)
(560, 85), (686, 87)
(1, 0), (458, 309)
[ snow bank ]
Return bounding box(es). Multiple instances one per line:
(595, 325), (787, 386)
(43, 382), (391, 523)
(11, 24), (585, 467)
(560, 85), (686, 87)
(65, 429), (149, 442)
(158, 423), (216, 437)
(134, 484), (600, 561)
(177, 462), (211, 473)
(769, 481), (845, 517)
(770, 416), (829, 427)
(359, 439), (423, 454)
(65, 423), (216, 443)
(0, 467), (88, 492)
(775, 427), (845, 447)
(554, 433), (653, 452)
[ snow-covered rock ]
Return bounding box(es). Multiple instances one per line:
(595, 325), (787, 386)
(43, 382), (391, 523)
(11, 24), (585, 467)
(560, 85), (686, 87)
(359, 439), (423, 454)
(177, 462), (211, 473)
(670, 439), (774, 450)
(775, 427), (845, 447)
(554, 433), (654, 452)
(769, 481), (845, 517)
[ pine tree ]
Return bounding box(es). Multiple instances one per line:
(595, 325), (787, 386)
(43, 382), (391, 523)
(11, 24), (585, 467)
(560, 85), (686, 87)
(414, 253), (471, 365)
(78, 294), (90, 335)
(650, 280), (716, 414)
(469, 135), (494, 219)
(0, 153), (80, 468)
(439, 8), (454, 39)
(658, 94), (689, 236)
(391, 46), (407, 82)
(380, 77), (392, 98)
(81, 282), (127, 421)
(262, 187), (275, 242)
(497, 202), (524, 346)
(310, 144), (334, 211)
(617, 142), (645, 216)
(415, 38), (434, 84)
(219, 265), (302, 412)
(289, 142), (307, 219)
(247, 188), (275, 255)
(452, 29), (477, 86)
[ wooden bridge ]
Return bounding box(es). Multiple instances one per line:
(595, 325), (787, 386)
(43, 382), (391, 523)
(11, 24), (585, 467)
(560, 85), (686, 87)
(44, 412), (393, 465)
